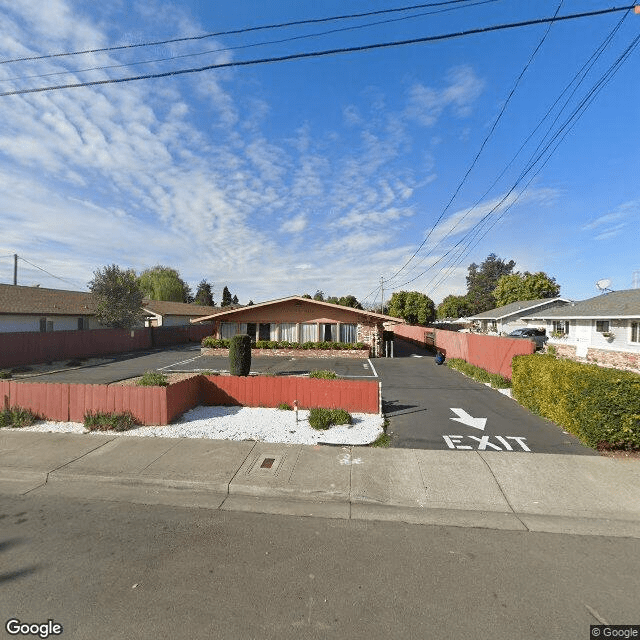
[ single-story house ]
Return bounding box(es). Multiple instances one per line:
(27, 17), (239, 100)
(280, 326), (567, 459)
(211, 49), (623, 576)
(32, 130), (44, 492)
(142, 299), (222, 327)
(466, 297), (570, 334)
(522, 289), (640, 373)
(192, 295), (403, 356)
(0, 283), (102, 333)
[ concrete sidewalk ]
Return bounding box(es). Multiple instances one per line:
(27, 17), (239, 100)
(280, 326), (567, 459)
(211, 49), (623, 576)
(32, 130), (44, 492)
(1, 430), (639, 538)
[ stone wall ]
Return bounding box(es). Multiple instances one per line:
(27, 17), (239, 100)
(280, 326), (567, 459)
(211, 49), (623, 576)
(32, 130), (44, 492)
(551, 343), (640, 374)
(201, 347), (370, 359)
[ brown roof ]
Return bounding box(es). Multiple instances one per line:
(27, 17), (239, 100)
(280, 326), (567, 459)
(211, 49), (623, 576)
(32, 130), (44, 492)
(142, 299), (223, 318)
(192, 295), (405, 324)
(0, 283), (96, 316)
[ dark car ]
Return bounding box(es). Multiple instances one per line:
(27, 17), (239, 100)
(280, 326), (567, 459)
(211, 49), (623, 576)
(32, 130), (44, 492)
(508, 328), (547, 350)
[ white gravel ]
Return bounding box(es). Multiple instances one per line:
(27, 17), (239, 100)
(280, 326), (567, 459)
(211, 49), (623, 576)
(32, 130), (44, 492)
(4, 406), (384, 445)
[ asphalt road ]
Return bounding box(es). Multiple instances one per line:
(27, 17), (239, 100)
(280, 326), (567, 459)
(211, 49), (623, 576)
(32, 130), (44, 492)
(376, 340), (595, 455)
(2, 492), (638, 640)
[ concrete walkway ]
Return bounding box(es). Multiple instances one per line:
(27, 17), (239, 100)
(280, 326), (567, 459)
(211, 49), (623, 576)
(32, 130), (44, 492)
(1, 430), (639, 538)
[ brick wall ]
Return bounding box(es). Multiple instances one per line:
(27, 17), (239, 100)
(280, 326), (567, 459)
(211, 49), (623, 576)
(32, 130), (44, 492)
(552, 344), (640, 374)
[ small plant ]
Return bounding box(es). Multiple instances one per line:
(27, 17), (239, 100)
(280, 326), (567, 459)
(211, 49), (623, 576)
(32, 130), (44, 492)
(277, 402), (293, 410)
(370, 432), (392, 447)
(546, 345), (557, 357)
(309, 370), (338, 379)
(201, 337), (230, 348)
(550, 330), (567, 339)
(488, 373), (511, 389)
(0, 370), (12, 379)
(0, 406), (39, 428)
(84, 411), (139, 432)
(601, 331), (615, 339)
(137, 371), (168, 386)
(309, 407), (352, 430)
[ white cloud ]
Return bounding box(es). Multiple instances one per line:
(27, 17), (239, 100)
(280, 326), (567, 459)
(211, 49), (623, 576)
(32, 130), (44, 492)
(405, 66), (485, 127)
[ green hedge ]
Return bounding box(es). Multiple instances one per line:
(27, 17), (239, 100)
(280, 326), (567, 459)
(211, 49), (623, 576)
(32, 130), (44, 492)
(447, 358), (511, 388)
(512, 355), (640, 450)
(229, 334), (252, 377)
(202, 336), (368, 351)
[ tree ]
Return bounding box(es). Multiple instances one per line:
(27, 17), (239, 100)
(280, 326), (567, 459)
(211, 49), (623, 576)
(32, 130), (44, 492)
(313, 290), (325, 301)
(465, 253), (516, 315)
(494, 272), (560, 307)
(194, 279), (214, 306)
(88, 264), (145, 329)
(248, 300), (254, 306)
(387, 291), (436, 325)
(326, 294), (363, 309)
(138, 265), (191, 302)
(437, 294), (471, 320)
(232, 294), (239, 305)
(221, 286), (233, 307)
(301, 294), (312, 299)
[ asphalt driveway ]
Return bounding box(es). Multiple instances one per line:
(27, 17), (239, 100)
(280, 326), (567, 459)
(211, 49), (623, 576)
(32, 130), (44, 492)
(376, 339), (595, 455)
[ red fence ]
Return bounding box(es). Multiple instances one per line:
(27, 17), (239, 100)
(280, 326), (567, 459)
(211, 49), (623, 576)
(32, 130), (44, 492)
(1, 375), (379, 426)
(392, 325), (534, 378)
(0, 324), (216, 369)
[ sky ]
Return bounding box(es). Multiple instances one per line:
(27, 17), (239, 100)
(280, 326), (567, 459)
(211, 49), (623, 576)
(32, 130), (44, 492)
(0, 0), (638, 307)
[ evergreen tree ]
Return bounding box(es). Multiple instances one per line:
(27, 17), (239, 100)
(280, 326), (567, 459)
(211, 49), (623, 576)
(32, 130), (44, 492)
(465, 254), (516, 315)
(194, 279), (214, 306)
(221, 286), (233, 307)
(232, 294), (239, 305)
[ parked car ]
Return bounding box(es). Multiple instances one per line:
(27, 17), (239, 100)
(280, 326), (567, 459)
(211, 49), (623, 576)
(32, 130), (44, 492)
(507, 328), (547, 350)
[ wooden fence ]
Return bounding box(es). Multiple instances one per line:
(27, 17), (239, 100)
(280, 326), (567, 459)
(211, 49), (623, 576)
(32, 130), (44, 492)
(1, 375), (379, 426)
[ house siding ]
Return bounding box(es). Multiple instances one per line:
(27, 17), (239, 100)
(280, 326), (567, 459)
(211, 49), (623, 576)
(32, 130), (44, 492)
(0, 314), (100, 333)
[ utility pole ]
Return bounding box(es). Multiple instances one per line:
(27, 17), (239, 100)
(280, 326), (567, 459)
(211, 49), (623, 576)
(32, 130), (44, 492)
(13, 253), (17, 285)
(380, 277), (384, 314)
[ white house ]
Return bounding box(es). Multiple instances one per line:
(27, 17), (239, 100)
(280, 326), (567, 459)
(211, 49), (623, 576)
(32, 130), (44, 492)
(142, 299), (222, 327)
(522, 289), (640, 373)
(0, 283), (101, 332)
(466, 298), (570, 334)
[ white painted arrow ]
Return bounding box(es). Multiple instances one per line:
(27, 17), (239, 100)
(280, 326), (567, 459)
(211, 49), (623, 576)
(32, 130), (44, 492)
(449, 408), (487, 431)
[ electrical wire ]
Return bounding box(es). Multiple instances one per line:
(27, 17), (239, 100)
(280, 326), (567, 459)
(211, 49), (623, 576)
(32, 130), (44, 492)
(17, 256), (85, 288)
(0, 0), (482, 65)
(0, 0), (500, 85)
(381, 0), (565, 290)
(0, 5), (634, 98)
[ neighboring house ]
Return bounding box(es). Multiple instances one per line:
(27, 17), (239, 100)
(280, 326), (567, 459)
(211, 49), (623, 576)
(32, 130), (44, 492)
(466, 298), (570, 334)
(0, 283), (101, 333)
(142, 299), (223, 327)
(522, 289), (640, 373)
(192, 295), (403, 356)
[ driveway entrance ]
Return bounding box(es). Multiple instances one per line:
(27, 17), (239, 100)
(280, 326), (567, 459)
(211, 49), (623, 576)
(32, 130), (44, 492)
(375, 339), (595, 455)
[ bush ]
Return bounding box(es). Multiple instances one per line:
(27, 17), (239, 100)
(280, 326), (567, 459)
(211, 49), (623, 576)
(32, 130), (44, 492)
(309, 407), (352, 430)
(229, 334), (252, 376)
(0, 406), (39, 428)
(309, 370), (338, 379)
(202, 337), (230, 348)
(137, 371), (168, 386)
(0, 370), (11, 379)
(446, 358), (510, 387)
(512, 355), (640, 450)
(277, 402), (293, 410)
(84, 411), (139, 432)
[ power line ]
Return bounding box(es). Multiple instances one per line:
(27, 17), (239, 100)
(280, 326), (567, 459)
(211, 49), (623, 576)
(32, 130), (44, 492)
(17, 255), (85, 288)
(385, 5), (629, 293)
(0, 5), (634, 98)
(0, 0), (480, 65)
(382, 0), (566, 289)
(0, 0), (500, 85)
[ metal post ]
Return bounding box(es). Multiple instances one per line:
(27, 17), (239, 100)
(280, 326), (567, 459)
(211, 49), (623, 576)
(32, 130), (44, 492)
(13, 254), (17, 285)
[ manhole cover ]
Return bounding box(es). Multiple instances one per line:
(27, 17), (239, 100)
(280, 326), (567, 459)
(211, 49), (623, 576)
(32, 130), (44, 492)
(260, 458), (275, 469)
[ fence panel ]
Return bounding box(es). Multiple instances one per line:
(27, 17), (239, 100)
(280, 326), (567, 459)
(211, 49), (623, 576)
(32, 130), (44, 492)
(9, 382), (70, 421)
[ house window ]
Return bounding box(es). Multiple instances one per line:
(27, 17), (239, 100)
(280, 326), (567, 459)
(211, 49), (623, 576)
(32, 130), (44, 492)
(219, 322), (237, 339)
(595, 320), (610, 333)
(40, 317), (47, 332)
(321, 323), (337, 342)
(279, 323), (297, 342)
(631, 322), (640, 344)
(77, 317), (88, 330)
(300, 323), (318, 343)
(340, 323), (357, 343)
(552, 320), (569, 335)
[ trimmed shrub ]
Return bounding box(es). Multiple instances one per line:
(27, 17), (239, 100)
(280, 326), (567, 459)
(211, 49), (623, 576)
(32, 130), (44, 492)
(512, 355), (640, 450)
(229, 334), (252, 376)
(0, 370), (12, 379)
(0, 406), (39, 428)
(309, 370), (338, 379)
(309, 407), (352, 430)
(84, 411), (139, 432)
(277, 402), (293, 410)
(202, 337), (230, 348)
(446, 358), (509, 387)
(202, 337), (368, 352)
(137, 371), (168, 387)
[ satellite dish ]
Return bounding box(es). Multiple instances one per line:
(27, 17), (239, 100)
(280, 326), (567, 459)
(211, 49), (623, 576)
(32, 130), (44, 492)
(596, 278), (612, 292)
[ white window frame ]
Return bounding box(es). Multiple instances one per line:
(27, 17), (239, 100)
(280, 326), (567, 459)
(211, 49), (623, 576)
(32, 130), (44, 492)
(631, 321), (640, 344)
(595, 320), (610, 333)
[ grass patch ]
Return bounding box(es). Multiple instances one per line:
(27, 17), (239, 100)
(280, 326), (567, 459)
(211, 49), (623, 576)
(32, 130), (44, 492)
(309, 407), (352, 430)
(84, 411), (139, 432)
(308, 370), (338, 380)
(370, 432), (391, 447)
(277, 402), (293, 410)
(0, 370), (12, 379)
(136, 371), (168, 387)
(447, 358), (511, 388)
(0, 406), (39, 428)
(200, 370), (219, 376)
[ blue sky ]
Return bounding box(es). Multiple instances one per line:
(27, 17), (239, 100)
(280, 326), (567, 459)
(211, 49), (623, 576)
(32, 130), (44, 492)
(0, 0), (638, 307)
